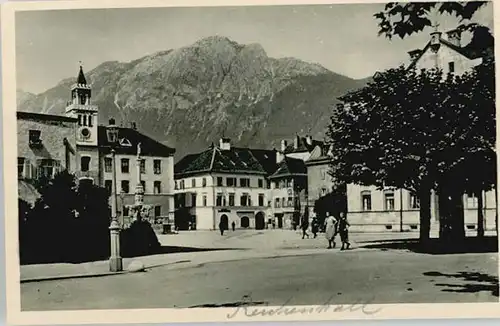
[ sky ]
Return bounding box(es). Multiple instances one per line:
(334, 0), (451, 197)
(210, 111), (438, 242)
(15, 3), (493, 94)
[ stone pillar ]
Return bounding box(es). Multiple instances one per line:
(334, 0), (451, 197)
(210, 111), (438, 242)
(109, 219), (123, 272)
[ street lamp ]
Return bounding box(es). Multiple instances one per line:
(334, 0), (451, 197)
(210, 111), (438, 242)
(106, 118), (123, 272)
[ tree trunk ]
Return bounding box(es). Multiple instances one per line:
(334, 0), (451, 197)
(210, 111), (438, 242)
(477, 189), (485, 238)
(418, 187), (431, 245)
(438, 185), (465, 243)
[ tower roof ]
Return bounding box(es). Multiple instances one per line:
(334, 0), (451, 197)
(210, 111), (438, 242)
(77, 65), (87, 84)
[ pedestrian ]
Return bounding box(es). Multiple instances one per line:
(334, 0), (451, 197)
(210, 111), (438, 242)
(301, 215), (310, 239)
(311, 212), (319, 238)
(219, 221), (224, 236)
(231, 221), (235, 232)
(324, 212), (338, 249)
(338, 212), (351, 250)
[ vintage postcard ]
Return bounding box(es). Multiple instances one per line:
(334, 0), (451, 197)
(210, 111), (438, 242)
(2, 0), (500, 324)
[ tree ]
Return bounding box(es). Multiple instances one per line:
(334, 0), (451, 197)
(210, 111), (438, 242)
(375, 2), (490, 42)
(327, 59), (495, 244)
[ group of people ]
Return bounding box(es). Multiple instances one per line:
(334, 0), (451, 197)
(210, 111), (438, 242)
(300, 211), (351, 250)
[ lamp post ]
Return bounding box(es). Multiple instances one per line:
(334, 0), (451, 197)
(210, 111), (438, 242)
(106, 118), (123, 272)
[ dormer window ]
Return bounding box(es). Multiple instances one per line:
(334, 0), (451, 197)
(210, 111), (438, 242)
(119, 138), (132, 147)
(29, 130), (42, 146)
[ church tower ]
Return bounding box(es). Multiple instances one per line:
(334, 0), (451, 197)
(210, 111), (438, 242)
(65, 66), (98, 146)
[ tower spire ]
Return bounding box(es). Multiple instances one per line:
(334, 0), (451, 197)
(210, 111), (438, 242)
(77, 62), (87, 85)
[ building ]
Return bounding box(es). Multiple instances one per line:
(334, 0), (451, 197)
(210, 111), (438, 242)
(17, 111), (78, 204)
(17, 66), (177, 225)
(268, 135), (321, 229)
(307, 27), (496, 232)
(174, 138), (277, 230)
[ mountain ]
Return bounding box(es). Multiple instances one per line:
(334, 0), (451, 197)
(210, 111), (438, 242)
(18, 36), (369, 161)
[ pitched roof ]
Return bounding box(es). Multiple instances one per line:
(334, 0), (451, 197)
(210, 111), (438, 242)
(17, 111), (78, 123)
(77, 66), (87, 84)
(408, 36), (492, 70)
(97, 125), (175, 157)
(284, 136), (324, 154)
(270, 156), (307, 178)
(175, 145), (277, 177)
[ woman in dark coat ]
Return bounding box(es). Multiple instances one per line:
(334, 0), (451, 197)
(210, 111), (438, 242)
(338, 212), (351, 250)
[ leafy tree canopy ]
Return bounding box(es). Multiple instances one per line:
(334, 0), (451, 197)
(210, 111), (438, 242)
(375, 2), (490, 40)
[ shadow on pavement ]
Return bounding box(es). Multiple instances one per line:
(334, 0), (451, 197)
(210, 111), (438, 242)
(359, 236), (498, 255)
(423, 271), (499, 297)
(123, 246), (247, 258)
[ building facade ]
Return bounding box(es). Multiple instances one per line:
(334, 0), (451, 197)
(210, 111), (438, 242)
(17, 66), (177, 225)
(174, 138), (276, 230)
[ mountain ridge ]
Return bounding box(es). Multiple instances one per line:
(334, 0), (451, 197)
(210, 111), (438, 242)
(18, 36), (370, 160)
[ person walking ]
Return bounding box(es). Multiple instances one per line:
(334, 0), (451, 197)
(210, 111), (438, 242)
(231, 221), (235, 232)
(301, 215), (310, 239)
(219, 221), (225, 236)
(338, 212), (351, 250)
(311, 213), (319, 238)
(324, 212), (338, 249)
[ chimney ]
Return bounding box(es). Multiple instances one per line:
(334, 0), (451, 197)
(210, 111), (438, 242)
(446, 29), (461, 47)
(305, 135), (313, 146)
(276, 150), (284, 164)
(109, 118), (116, 126)
(219, 137), (231, 151)
(280, 140), (288, 152)
(293, 135), (300, 150)
(408, 49), (422, 60)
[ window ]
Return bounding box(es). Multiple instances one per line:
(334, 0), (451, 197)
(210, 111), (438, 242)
(286, 179), (292, 188)
(287, 197), (293, 207)
(203, 195), (207, 206)
(191, 178), (196, 188)
(409, 193), (420, 209)
(29, 130), (42, 146)
(153, 160), (162, 174)
(448, 61), (455, 73)
(202, 178), (207, 187)
(266, 180), (271, 189)
(273, 182), (278, 189)
(281, 197), (286, 207)
(275, 198), (281, 208)
(154, 206), (161, 217)
(229, 193), (235, 206)
(240, 194), (250, 206)
(81, 156), (91, 172)
(123, 206), (129, 217)
(154, 181), (162, 194)
(83, 115), (87, 126)
(361, 191), (372, 211)
(37, 159), (60, 179)
(174, 181), (178, 190)
(191, 193), (197, 207)
(321, 188), (327, 196)
(258, 194), (265, 206)
(217, 177), (223, 187)
(104, 157), (112, 173)
(140, 159), (146, 174)
(466, 192), (479, 209)
(88, 115), (93, 127)
(384, 192), (395, 211)
(141, 181), (146, 193)
(226, 177), (236, 187)
(78, 114), (82, 126)
(104, 180), (112, 195)
(258, 179), (264, 188)
(18, 158), (25, 179)
(216, 193), (223, 206)
(240, 178), (250, 187)
(121, 180), (130, 193)
(121, 158), (129, 173)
